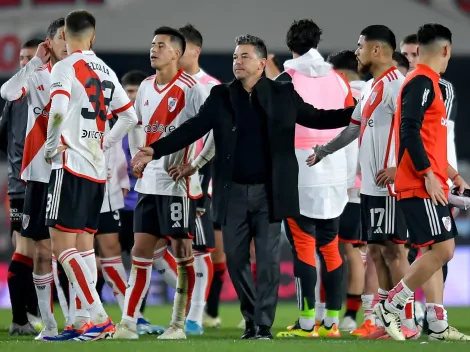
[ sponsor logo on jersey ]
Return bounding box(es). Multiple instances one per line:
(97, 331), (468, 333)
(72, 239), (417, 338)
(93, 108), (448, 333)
(33, 107), (49, 117)
(144, 123), (176, 134)
(81, 129), (105, 140)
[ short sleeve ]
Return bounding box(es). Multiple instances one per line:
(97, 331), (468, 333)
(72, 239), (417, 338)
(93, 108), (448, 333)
(49, 61), (74, 100)
(109, 72), (133, 116)
(189, 84), (210, 116)
(350, 100), (362, 125)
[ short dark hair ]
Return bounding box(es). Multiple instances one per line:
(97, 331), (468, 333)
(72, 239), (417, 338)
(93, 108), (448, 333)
(121, 70), (148, 86)
(327, 50), (358, 73)
(402, 34), (418, 45)
(360, 25), (396, 50)
(235, 34), (267, 59)
(47, 18), (65, 39)
(417, 23), (452, 46)
(22, 38), (42, 49)
(154, 26), (186, 55)
(286, 19), (322, 56)
(178, 24), (203, 47)
(393, 51), (410, 71)
(65, 10), (96, 36)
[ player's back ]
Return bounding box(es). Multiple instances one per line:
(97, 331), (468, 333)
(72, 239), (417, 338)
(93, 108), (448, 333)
(134, 69), (209, 198)
(50, 50), (126, 183)
(358, 67), (404, 196)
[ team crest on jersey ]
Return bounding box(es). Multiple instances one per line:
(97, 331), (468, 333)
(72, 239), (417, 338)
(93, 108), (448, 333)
(22, 214), (30, 230)
(442, 216), (452, 232)
(369, 92), (377, 105)
(168, 97), (178, 112)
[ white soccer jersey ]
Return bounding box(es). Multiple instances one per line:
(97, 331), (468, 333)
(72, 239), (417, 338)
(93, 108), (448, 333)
(0, 56), (53, 183)
(134, 69), (209, 198)
(45, 50), (135, 183)
(350, 68), (404, 197)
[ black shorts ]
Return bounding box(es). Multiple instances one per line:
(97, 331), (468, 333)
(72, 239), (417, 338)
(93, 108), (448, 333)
(193, 199), (215, 252)
(9, 198), (24, 235)
(96, 210), (120, 235)
(134, 193), (196, 239)
(360, 194), (407, 244)
(45, 169), (105, 233)
(21, 181), (50, 241)
(284, 215), (339, 248)
(399, 197), (458, 248)
(339, 202), (364, 247)
(118, 209), (134, 253)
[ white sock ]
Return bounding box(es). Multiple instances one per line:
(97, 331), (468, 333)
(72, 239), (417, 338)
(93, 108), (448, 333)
(100, 256), (128, 313)
(315, 302), (326, 324)
(362, 294), (375, 322)
(401, 295), (417, 330)
(122, 256), (153, 326)
(58, 248), (107, 324)
(66, 283), (78, 327)
(171, 256), (196, 328)
(314, 251), (324, 324)
(80, 249), (97, 286)
(52, 255), (69, 321)
(33, 272), (57, 328)
(378, 288), (389, 301)
(324, 315), (339, 328)
(426, 303), (449, 333)
(186, 253), (212, 326)
(384, 280), (413, 314)
(153, 246), (177, 289)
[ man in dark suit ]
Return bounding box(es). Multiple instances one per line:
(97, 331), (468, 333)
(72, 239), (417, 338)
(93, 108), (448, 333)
(131, 34), (353, 340)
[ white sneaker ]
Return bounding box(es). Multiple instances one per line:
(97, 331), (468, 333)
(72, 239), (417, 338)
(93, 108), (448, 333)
(202, 312), (221, 328)
(113, 323), (139, 340)
(373, 302), (405, 341)
(237, 319), (245, 329)
(429, 326), (470, 341)
(34, 326), (58, 341)
(339, 316), (357, 332)
(157, 325), (186, 340)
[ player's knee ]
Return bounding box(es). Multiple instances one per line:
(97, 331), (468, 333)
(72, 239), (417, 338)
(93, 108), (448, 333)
(369, 244), (383, 262)
(35, 240), (52, 268)
(97, 234), (121, 258)
(381, 243), (403, 263)
(434, 242), (454, 264)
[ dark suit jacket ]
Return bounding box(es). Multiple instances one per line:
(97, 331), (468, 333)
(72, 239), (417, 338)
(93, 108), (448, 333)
(150, 76), (353, 224)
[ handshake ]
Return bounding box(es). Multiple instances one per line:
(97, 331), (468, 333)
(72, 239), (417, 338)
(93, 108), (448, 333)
(130, 147), (155, 175)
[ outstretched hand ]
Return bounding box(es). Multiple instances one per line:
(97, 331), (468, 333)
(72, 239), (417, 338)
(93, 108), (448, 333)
(131, 147), (154, 174)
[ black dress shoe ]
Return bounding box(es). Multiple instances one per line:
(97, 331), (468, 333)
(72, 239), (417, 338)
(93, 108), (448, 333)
(241, 323), (257, 339)
(254, 325), (273, 340)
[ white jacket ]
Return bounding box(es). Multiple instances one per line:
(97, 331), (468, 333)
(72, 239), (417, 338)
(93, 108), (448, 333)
(101, 141), (130, 213)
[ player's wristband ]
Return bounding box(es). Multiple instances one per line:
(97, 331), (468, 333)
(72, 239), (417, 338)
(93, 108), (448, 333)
(451, 173), (461, 182)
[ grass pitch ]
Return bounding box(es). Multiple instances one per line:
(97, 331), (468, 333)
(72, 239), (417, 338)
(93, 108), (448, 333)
(0, 303), (469, 351)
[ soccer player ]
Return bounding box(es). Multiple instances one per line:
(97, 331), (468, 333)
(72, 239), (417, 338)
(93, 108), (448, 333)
(175, 23), (221, 335)
(326, 50), (369, 332)
(400, 34), (419, 71)
(1, 38), (43, 337)
(274, 20), (353, 338)
(392, 51), (410, 76)
(1, 20), (70, 340)
(308, 25), (419, 339)
(118, 70), (165, 335)
(112, 26), (208, 341)
(374, 23), (470, 342)
(43, 10), (138, 341)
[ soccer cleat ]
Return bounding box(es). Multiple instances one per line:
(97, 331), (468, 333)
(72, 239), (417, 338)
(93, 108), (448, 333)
(27, 313), (44, 332)
(276, 320), (318, 338)
(34, 326), (59, 341)
(429, 326), (470, 341)
(42, 324), (90, 341)
(339, 316), (357, 332)
(184, 320), (204, 336)
(373, 301), (405, 341)
(113, 322), (139, 340)
(136, 318), (165, 335)
(202, 312), (221, 328)
(8, 323), (38, 336)
(402, 325), (420, 340)
(317, 323), (341, 338)
(72, 318), (115, 341)
(351, 319), (377, 337)
(157, 325), (186, 340)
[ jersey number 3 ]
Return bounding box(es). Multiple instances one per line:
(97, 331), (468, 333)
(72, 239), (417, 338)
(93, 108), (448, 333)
(82, 77), (115, 122)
